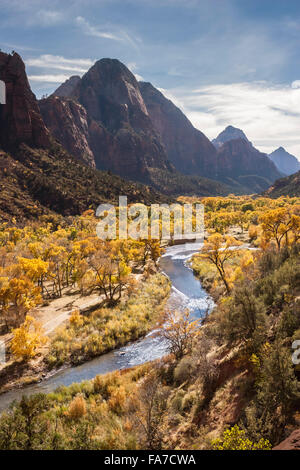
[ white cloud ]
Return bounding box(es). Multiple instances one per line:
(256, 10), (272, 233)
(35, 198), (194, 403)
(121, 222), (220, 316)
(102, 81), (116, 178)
(75, 16), (140, 49)
(28, 74), (71, 83)
(126, 62), (144, 81)
(26, 54), (94, 74)
(165, 81), (300, 160)
(35, 10), (64, 26)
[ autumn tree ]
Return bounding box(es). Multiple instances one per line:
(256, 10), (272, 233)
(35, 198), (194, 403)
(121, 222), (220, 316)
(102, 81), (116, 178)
(11, 315), (47, 361)
(259, 208), (300, 251)
(130, 373), (168, 450)
(160, 310), (199, 360)
(199, 233), (242, 294)
(18, 257), (49, 294)
(88, 241), (131, 305)
(0, 277), (42, 329)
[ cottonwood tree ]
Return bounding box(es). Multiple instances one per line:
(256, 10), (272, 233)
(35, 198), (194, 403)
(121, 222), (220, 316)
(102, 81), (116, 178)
(259, 208), (300, 251)
(199, 233), (242, 294)
(160, 310), (199, 360)
(11, 315), (47, 361)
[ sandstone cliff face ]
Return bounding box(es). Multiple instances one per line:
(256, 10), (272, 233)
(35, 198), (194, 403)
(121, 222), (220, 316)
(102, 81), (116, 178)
(0, 52), (50, 150)
(53, 75), (81, 98)
(216, 138), (282, 185)
(39, 95), (95, 167)
(139, 82), (218, 178)
(70, 59), (172, 181)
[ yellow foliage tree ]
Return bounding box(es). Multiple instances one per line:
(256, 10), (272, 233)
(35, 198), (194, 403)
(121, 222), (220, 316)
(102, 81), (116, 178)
(259, 208), (300, 250)
(199, 233), (242, 294)
(11, 315), (47, 361)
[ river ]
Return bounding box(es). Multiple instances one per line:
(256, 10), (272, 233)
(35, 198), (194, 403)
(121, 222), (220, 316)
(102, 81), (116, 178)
(0, 242), (214, 413)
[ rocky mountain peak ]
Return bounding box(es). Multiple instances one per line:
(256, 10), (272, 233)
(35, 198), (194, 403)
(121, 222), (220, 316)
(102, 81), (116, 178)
(268, 146), (300, 176)
(212, 125), (251, 148)
(53, 75), (81, 98)
(74, 58), (149, 123)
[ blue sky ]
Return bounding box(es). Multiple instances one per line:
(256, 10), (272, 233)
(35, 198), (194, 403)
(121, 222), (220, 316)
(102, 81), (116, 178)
(1, 0), (300, 158)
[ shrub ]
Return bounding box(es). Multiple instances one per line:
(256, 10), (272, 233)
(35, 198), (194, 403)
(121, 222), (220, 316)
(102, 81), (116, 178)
(67, 395), (87, 420)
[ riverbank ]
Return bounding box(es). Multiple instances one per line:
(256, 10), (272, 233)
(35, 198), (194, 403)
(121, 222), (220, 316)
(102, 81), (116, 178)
(0, 273), (170, 396)
(0, 241), (213, 413)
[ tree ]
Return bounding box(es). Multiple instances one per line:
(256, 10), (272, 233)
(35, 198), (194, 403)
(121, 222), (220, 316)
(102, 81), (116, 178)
(219, 287), (267, 348)
(130, 373), (168, 450)
(199, 234), (241, 294)
(0, 277), (42, 329)
(88, 241), (131, 305)
(259, 208), (300, 251)
(159, 310), (199, 360)
(18, 257), (49, 294)
(11, 315), (47, 361)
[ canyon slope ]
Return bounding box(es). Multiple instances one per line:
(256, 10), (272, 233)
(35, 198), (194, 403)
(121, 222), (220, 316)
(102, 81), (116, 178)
(139, 82), (218, 178)
(265, 170), (300, 198)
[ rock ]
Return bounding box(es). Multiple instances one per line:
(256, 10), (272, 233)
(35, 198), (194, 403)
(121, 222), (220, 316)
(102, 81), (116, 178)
(265, 169), (300, 197)
(53, 75), (81, 98)
(216, 138), (282, 192)
(139, 82), (218, 178)
(39, 95), (95, 167)
(212, 125), (251, 148)
(71, 59), (173, 182)
(273, 430), (300, 450)
(0, 52), (50, 149)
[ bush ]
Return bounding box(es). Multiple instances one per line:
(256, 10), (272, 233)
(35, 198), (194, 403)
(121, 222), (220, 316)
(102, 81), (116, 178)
(67, 395), (87, 420)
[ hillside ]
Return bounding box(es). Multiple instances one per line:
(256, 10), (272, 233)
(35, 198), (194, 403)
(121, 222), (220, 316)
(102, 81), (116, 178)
(265, 170), (300, 198)
(0, 143), (169, 223)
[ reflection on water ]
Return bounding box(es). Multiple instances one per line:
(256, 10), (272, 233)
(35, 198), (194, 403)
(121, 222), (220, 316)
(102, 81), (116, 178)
(0, 242), (214, 412)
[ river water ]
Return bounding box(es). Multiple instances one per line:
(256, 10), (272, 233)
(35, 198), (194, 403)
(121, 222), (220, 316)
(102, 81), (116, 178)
(0, 242), (214, 412)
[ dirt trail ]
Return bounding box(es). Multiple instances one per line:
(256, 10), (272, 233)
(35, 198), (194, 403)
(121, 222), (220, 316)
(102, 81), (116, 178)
(35, 291), (105, 335)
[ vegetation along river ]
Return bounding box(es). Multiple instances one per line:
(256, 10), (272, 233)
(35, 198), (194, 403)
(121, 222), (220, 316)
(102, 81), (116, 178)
(0, 242), (214, 412)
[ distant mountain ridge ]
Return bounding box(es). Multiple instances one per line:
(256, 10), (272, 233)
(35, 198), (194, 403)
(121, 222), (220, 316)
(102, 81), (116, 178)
(212, 126), (282, 193)
(268, 147), (300, 176)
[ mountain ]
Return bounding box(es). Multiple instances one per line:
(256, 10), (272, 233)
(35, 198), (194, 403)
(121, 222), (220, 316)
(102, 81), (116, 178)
(138, 82), (218, 178)
(212, 125), (251, 148)
(53, 75), (80, 98)
(268, 147), (300, 176)
(215, 138), (282, 192)
(264, 170), (300, 198)
(0, 52), (50, 150)
(44, 60), (228, 196)
(212, 126), (283, 193)
(49, 58), (173, 182)
(0, 52), (170, 221)
(39, 95), (95, 167)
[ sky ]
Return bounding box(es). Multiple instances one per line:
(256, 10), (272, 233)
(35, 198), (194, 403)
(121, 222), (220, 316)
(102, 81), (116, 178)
(1, 0), (300, 159)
